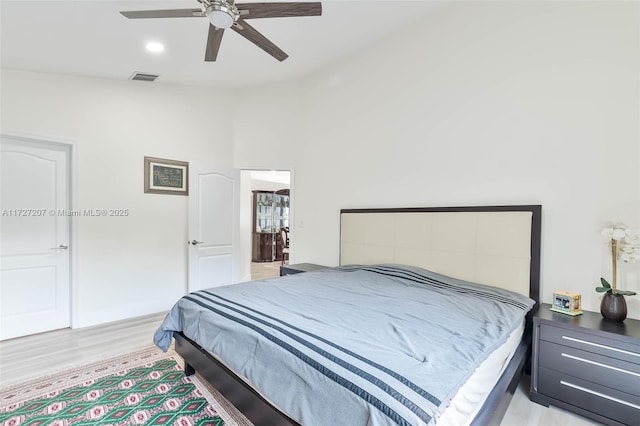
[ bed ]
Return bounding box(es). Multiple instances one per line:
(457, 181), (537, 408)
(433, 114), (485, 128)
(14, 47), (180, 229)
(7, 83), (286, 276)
(155, 205), (542, 425)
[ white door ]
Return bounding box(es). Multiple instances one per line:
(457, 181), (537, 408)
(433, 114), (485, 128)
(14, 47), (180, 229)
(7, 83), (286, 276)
(188, 165), (240, 293)
(0, 136), (71, 340)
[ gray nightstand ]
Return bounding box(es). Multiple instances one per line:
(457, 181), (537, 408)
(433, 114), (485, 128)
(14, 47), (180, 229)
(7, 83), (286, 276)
(530, 303), (640, 425)
(279, 263), (328, 276)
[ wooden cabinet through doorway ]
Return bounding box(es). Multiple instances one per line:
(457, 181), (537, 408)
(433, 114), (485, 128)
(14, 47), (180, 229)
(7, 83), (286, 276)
(251, 189), (289, 262)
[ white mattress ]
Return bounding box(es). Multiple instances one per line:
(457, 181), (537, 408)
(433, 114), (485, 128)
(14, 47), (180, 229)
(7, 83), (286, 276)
(435, 322), (525, 425)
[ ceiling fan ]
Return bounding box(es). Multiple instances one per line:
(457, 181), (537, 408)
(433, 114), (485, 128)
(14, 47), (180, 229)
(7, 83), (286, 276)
(120, 1), (322, 62)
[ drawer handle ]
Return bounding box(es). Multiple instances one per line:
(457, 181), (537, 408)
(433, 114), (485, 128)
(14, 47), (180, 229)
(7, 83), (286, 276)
(560, 380), (640, 410)
(562, 336), (640, 358)
(561, 353), (640, 377)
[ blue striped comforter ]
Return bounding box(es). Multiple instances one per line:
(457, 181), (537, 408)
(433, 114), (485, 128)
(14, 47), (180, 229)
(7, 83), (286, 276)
(154, 265), (535, 426)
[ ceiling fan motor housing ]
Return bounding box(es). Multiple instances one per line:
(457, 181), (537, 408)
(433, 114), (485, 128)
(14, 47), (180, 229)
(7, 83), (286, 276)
(205, 1), (239, 29)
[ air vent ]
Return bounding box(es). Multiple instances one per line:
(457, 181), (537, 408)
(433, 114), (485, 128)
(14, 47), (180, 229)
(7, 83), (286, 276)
(129, 72), (159, 82)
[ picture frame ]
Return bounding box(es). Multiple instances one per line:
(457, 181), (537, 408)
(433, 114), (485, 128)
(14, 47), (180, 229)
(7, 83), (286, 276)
(550, 291), (583, 316)
(144, 156), (189, 196)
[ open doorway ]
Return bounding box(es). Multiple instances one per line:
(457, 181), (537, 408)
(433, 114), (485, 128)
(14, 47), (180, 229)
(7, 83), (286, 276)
(239, 170), (291, 281)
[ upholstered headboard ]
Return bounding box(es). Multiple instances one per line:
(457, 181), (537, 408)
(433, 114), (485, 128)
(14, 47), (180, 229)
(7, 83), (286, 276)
(340, 205), (541, 304)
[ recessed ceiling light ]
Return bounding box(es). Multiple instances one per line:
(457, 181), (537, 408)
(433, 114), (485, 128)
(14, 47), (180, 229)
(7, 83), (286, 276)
(145, 42), (165, 53)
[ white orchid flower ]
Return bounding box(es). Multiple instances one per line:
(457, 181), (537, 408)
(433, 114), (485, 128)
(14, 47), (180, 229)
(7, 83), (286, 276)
(619, 253), (632, 262)
(624, 232), (640, 243)
(600, 221), (639, 296)
(602, 223), (629, 240)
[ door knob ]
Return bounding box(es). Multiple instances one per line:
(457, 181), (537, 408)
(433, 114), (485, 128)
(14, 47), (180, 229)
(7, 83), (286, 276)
(50, 244), (68, 250)
(189, 240), (204, 245)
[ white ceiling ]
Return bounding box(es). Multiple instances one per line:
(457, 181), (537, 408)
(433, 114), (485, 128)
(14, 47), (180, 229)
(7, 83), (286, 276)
(1, 0), (443, 89)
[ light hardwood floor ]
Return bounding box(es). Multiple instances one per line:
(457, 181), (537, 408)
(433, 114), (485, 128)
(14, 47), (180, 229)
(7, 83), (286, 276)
(0, 279), (600, 425)
(251, 261), (283, 280)
(0, 312), (167, 386)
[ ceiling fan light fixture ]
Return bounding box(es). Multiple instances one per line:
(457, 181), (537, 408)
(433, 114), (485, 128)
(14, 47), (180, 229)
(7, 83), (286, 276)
(206, 2), (238, 29)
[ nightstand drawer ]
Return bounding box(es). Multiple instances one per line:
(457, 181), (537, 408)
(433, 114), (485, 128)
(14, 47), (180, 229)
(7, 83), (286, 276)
(539, 340), (640, 396)
(538, 366), (640, 425)
(540, 324), (640, 365)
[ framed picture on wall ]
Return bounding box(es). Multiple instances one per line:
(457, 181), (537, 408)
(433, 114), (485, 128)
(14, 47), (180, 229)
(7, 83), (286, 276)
(144, 156), (189, 195)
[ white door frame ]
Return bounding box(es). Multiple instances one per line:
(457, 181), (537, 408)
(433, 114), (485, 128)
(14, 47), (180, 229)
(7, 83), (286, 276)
(1, 132), (79, 329)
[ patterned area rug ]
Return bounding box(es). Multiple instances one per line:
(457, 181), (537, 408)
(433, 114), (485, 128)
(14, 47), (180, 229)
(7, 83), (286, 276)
(0, 346), (253, 426)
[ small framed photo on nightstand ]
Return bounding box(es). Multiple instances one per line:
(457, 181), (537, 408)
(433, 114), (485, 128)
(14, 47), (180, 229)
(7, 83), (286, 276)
(550, 291), (583, 316)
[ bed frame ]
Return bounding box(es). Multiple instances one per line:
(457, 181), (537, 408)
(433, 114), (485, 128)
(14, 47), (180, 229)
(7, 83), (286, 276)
(175, 205), (541, 426)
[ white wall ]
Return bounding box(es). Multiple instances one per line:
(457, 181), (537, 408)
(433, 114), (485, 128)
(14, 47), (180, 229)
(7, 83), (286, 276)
(2, 1), (638, 327)
(250, 179), (289, 192)
(233, 82), (301, 264)
(233, 82), (302, 170)
(237, 1), (640, 317)
(1, 70), (235, 327)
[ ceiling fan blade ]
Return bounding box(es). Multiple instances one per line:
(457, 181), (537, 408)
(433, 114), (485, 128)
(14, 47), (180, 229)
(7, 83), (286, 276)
(231, 19), (288, 61)
(120, 9), (204, 19)
(238, 2), (322, 19)
(205, 25), (225, 62)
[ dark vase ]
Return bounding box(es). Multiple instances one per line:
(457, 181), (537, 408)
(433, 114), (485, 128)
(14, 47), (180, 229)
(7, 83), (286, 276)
(600, 293), (627, 322)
